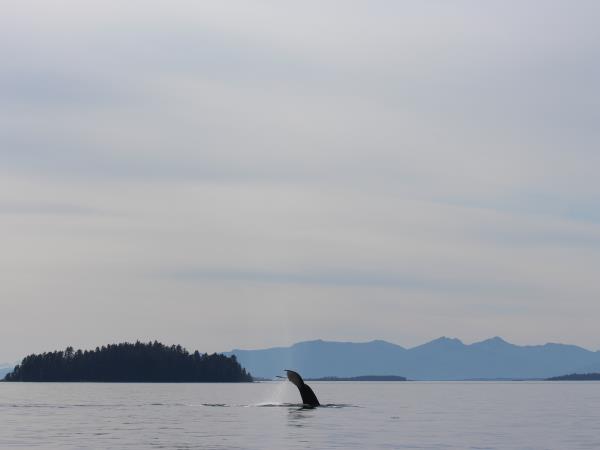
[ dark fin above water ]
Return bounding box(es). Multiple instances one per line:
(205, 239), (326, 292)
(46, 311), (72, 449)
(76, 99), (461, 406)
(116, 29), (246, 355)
(285, 369), (320, 407)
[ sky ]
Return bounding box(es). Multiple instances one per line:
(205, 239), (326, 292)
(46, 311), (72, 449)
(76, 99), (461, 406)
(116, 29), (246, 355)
(1, 0), (599, 362)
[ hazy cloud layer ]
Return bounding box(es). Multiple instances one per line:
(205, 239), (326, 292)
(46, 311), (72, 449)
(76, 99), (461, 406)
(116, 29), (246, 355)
(1, 1), (599, 361)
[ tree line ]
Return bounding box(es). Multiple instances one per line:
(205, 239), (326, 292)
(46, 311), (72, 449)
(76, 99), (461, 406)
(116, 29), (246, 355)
(4, 341), (253, 382)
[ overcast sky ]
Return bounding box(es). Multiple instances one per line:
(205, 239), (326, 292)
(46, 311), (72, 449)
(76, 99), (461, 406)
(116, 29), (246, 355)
(1, 0), (599, 362)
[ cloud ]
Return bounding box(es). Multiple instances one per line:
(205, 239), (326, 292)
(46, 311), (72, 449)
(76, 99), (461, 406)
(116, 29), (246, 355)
(0, 0), (599, 360)
(165, 266), (537, 296)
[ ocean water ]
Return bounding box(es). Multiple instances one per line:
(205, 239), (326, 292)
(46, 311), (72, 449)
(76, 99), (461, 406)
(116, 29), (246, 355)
(1, 381), (600, 449)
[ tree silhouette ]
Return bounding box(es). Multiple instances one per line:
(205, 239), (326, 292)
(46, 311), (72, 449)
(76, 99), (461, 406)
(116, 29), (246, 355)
(4, 341), (252, 382)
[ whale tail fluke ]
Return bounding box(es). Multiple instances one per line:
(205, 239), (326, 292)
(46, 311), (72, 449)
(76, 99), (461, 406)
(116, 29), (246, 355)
(285, 369), (320, 407)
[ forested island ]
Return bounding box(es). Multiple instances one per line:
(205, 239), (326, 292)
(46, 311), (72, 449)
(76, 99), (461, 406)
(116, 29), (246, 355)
(306, 375), (407, 381)
(547, 373), (600, 381)
(3, 341), (253, 382)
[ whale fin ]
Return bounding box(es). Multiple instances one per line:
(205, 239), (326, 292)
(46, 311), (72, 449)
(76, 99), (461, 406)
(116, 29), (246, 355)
(285, 369), (320, 407)
(285, 369), (304, 387)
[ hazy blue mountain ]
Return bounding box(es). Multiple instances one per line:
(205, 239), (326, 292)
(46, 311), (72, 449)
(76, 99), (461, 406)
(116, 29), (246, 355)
(228, 340), (406, 380)
(226, 337), (600, 380)
(0, 364), (13, 379)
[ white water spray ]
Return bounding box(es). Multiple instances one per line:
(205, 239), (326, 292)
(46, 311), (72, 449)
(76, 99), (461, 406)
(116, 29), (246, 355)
(256, 379), (297, 406)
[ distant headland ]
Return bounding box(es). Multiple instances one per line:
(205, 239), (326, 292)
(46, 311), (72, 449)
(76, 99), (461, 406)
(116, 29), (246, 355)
(547, 373), (600, 381)
(306, 375), (407, 381)
(3, 341), (253, 382)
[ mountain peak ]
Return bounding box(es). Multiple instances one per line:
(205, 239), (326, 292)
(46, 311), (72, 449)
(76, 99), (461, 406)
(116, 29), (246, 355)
(416, 336), (465, 349)
(435, 336), (463, 344)
(473, 336), (512, 346)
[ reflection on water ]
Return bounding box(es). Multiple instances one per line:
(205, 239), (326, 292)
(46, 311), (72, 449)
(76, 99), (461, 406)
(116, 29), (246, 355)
(2, 381), (600, 449)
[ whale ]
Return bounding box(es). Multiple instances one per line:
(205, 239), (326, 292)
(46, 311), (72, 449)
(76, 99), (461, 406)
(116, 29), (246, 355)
(285, 369), (320, 407)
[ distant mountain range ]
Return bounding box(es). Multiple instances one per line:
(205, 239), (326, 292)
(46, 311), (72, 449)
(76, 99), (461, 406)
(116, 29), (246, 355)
(226, 337), (600, 380)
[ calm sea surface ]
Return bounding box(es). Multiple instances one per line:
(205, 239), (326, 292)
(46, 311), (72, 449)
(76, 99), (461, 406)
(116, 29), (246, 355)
(1, 381), (600, 449)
